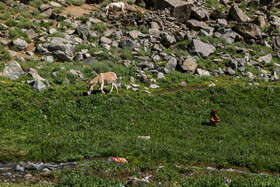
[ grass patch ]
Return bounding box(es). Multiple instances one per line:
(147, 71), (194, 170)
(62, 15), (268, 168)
(46, 31), (65, 38)
(66, 0), (84, 6)
(0, 83), (280, 174)
(0, 2), (6, 10)
(121, 47), (133, 60)
(92, 23), (107, 32)
(29, 0), (43, 8)
(0, 44), (11, 62)
(8, 28), (31, 43)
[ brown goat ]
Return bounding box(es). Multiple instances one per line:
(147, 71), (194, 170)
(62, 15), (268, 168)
(86, 72), (118, 95)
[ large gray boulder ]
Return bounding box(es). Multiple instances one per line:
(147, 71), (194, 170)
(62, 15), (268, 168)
(191, 6), (209, 21)
(68, 69), (85, 81)
(196, 68), (210, 76)
(165, 57), (177, 71)
(190, 39), (216, 57)
(186, 19), (214, 33)
(75, 25), (89, 40)
(160, 32), (176, 47)
(40, 8), (53, 18)
(273, 36), (280, 49)
(229, 4), (251, 22)
(258, 54), (272, 64)
(47, 37), (75, 61)
(233, 23), (262, 40)
(221, 31), (243, 44)
(13, 38), (28, 50)
(27, 79), (48, 92)
(144, 0), (192, 23)
(28, 68), (44, 80)
(119, 38), (139, 49)
(3, 61), (24, 80)
(181, 57), (198, 74)
(28, 68), (50, 86)
(100, 37), (112, 44)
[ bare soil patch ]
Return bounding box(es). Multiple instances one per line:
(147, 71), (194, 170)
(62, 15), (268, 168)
(61, 4), (97, 18)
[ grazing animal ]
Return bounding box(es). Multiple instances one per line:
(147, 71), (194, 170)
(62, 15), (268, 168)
(87, 72), (118, 95)
(105, 2), (126, 16)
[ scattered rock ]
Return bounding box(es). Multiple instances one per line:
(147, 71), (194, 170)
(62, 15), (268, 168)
(157, 72), (165, 79)
(181, 57), (198, 73)
(3, 61), (24, 80)
(186, 19), (213, 33)
(233, 23), (262, 40)
(161, 32), (176, 47)
(138, 136), (151, 139)
(191, 6), (210, 21)
(27, 79), (48, 92)
(226, 67), (236, 75)
(149, 84), (160, 88)
(229, 4), (251, 22)
(165, 57), (177, 71)
(196, 68), (210, 76)
(258, 53), (272, 64)
(13, 38), (28, 50)
(190, 39), (216, 57)
(145, 0), (192, 23)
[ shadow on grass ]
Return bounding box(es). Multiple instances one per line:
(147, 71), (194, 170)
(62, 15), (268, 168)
(202, 121), (218, 127)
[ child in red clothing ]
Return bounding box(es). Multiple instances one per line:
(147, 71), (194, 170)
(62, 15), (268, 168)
(210, 110), (220, 126)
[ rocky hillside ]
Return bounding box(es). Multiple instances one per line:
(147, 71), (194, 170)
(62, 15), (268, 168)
(0, 0), (279, 92)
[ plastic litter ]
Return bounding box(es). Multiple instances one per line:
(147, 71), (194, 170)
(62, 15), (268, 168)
(224, 177), (231, 183)
(108, 157), (128, 163)
(137, 136), (151, 139)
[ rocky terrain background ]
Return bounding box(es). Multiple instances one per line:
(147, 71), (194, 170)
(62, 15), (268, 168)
(0, 0), (279, 92)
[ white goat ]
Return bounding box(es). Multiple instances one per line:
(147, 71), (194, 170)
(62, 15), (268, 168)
(105, 2), (126, 16)
(86, 72), (118, 95)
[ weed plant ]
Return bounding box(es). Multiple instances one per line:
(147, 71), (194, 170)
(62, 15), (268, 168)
(0, 44), (11, 62)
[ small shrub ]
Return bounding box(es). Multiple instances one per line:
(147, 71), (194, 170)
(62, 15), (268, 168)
(138, 47), (151, 57)
(29, 0), (43, 8)
(121, 47), (133, 60)
(141, 27), (149, 34)
(127, 0), (134, 5)
(5, 19), (17, 27)
(0, 2), (5, 10)
(17, 18), (32, 29)
(46, 31), (65, 38)
(0, 12), (11, 20)
(8, 28), (31, 42)
(21, 10), (32, 18)
(99, 1), (110, 7)
(139, 2), (146, 8)
(92, 23), (107, 32)
(40, 21), (54, 28)
(0, 44), (11, 62)
(77, 16), (89, 23)
(54, 7), (63, 14)
(72, 0), (83, 6)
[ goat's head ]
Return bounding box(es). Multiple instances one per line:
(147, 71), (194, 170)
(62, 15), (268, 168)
(86, 80), (92, 95)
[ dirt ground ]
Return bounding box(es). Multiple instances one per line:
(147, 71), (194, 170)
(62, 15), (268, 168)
(61, 4), (98, 18)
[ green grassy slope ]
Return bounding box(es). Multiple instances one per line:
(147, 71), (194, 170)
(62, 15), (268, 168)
(0, 83), (279, 173)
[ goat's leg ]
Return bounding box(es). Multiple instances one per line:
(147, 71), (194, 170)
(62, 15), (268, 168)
(113, 82), (118, 93)
(100, 83), (105, 94)
(122, 6), (126, 16)
(109, 83), (114, 94)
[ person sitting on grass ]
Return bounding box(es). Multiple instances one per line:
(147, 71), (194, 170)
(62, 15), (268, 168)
(210, 110), (220, 126)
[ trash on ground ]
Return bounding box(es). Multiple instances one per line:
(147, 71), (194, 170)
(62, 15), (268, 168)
(126, 175), (152, 185)
(138, 136), (151, 139)
(107, 157), (128, 163)
(224, 177), (231, 183)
